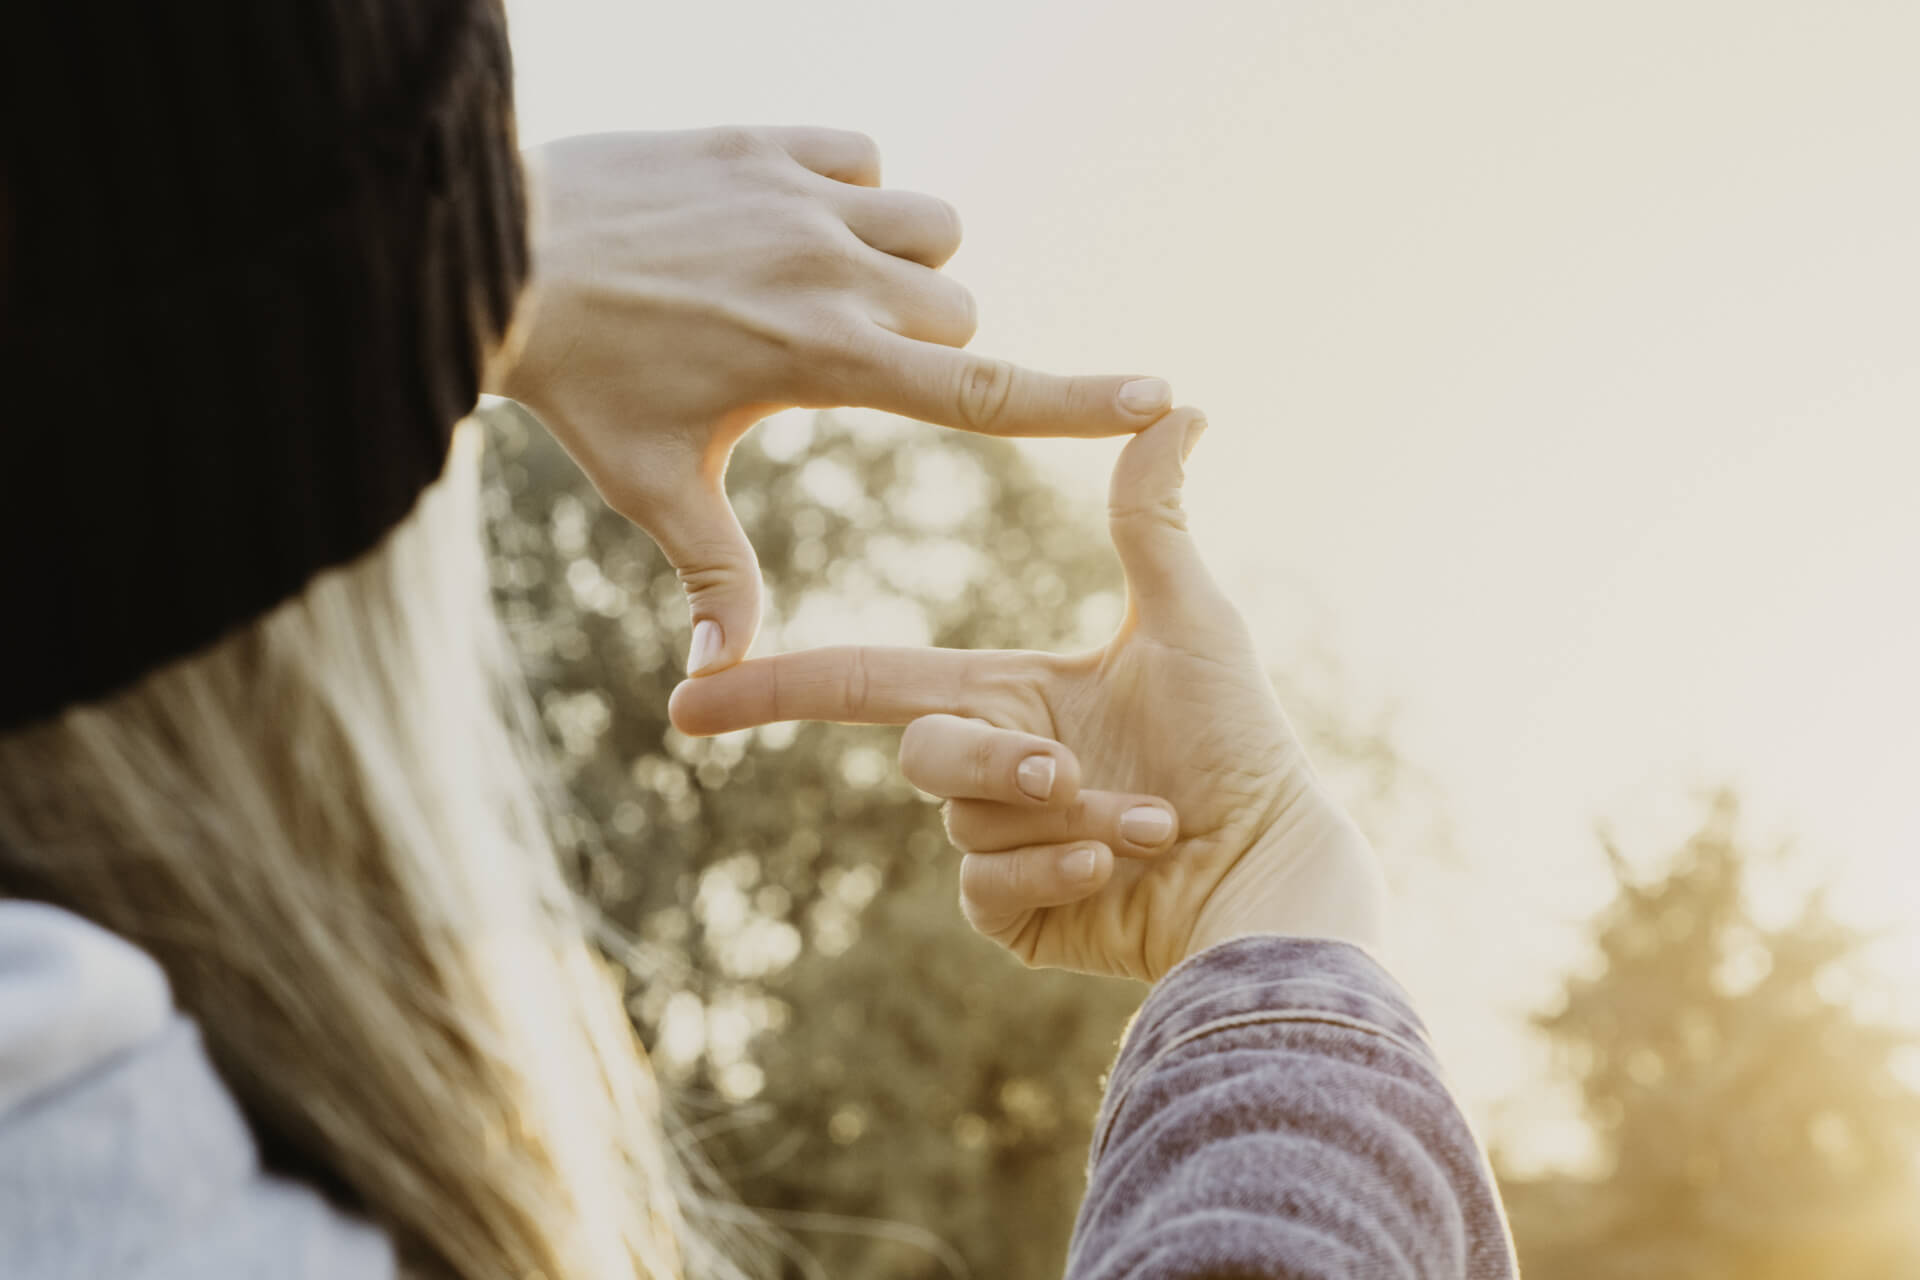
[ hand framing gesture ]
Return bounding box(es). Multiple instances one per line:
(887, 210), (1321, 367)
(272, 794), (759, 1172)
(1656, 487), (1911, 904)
(492, 128), (1175, 677)
(670, 412), (1385, 982)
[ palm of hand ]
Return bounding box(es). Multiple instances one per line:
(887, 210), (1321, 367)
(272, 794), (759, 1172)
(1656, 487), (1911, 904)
(965, 621), (1345, 980)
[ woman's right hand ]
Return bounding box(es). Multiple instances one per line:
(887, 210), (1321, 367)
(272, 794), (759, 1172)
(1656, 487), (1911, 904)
(668, 411), (1386, 983)
(490, 127), (1173, 678)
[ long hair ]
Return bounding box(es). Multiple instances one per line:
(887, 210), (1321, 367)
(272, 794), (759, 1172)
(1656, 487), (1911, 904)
(0, 426), (737, 1280)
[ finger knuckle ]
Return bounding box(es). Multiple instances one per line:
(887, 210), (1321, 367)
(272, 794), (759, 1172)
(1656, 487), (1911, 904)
(843, 648), (873, 720)
(953, 357), (1017, 431)
(1059, 799), (1095, 840)
(671, 547), (755, 601)
(967, 733), (999, 795)
(704, 124), (770, 163)
(1107, 493), (1190, 535)
(946, 281), (979, 344)
(902, 193), (962, 255)
(1008, 852), (1051, 901)
(839, 130), (883, 179)
(773, 220), (858, 285)
(929, 195), (963, 246)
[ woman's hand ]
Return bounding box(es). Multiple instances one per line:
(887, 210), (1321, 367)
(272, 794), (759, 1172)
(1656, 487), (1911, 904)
(667, 412), (1386, 982)
(489, 127), (1174, 677)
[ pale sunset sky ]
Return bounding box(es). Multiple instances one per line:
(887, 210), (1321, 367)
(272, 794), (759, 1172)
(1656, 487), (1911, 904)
(504, 0), (1920, 1163)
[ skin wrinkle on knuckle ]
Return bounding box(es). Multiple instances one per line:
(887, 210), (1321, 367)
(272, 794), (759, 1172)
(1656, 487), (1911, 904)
(771, 232), (853, 290)
(954, 357), (1015, 432)
(1003, 851), (1041, 903)
(761, 162), (822, 202)
(966, 733), (1000, 796)
(673, 566), (738, 601)
(704, 125), (766, 164)
(947, 656), (985, 720)
(1107, 495), (1189, 534)
(843, 648), (872, 720)
(765, 654), (786, 723)
(668, 541), (752, 598)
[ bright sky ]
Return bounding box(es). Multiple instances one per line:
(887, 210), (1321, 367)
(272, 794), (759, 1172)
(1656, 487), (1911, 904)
(506, 0), (1920, 1164)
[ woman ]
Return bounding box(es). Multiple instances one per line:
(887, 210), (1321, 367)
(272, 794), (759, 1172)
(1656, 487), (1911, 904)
(0, 1), (1517, 1277)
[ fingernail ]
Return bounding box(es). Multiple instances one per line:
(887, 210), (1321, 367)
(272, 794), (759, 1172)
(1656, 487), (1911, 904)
(1063, 845), (1101, 883)
(1116, 377), (1171, 416)
(1182, 417), (1209, 461)
(1016, 755), (1056, 801)
(687, 619), (724, 675)
(1119, 806), (1174, 848)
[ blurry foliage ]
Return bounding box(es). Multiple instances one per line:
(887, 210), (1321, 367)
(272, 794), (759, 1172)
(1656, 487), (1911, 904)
(480, 400), (1920, 1279)
(478, 401), (1410, 1279)
(1498, 793), (1920, 1280)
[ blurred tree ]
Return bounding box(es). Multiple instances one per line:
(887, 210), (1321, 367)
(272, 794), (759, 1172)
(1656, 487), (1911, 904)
(1499, 794), (1920, 1280)
(478, 400), (1411, 1279)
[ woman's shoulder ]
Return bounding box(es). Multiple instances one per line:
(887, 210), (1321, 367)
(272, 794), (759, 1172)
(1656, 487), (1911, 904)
(0, 899), (173, 1117)
(0, 901), (396, 1280)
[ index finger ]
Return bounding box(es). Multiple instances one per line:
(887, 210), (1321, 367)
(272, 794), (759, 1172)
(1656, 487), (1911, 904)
(668, 645), (1017, 736)
(851, 329), (1173, 438)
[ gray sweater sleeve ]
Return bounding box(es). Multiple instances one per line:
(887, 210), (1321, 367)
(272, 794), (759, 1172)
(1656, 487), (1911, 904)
(1065, 936), (1518, 1280)
(0, 902), (395, 1280)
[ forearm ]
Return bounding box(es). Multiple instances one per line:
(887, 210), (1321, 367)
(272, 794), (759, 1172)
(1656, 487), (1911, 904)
(1066, 936), (1517, 1279)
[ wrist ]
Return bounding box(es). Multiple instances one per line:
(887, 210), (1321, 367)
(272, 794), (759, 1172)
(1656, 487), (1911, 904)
(1182, 798), (1387, 969)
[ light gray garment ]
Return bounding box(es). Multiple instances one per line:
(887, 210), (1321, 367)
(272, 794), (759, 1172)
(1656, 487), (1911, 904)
(2, 903), (1516, 1279)
(0, 901), (395, 1280)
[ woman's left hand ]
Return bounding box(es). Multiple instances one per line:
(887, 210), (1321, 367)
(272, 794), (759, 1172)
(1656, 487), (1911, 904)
(666, 411), (1385, 982)
(488, 128), (1173, 677)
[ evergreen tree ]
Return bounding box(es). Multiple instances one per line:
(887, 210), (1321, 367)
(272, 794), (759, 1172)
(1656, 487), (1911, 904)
(1502, 794), (1920, 1280)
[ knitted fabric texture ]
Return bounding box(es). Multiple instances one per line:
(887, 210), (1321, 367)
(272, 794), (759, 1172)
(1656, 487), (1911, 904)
(0, 0), (528, 729)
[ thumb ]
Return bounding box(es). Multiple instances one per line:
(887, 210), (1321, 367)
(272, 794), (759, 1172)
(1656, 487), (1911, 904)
(1107, 408), (1232, 638)
(637, 478), (763, 676)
